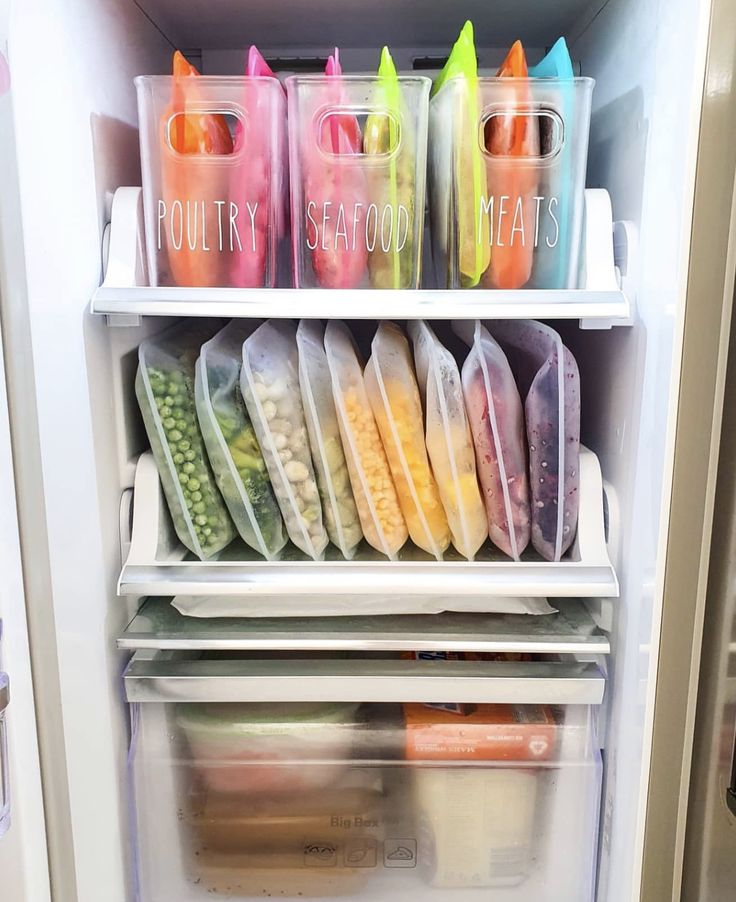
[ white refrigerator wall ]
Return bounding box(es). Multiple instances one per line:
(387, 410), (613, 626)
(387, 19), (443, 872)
(2, 1), (711, 901)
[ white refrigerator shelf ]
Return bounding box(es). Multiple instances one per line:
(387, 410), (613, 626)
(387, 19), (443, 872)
(118, 446), (619, 602)
(119, 597), (611, 654)
(91, 186), (634, 328)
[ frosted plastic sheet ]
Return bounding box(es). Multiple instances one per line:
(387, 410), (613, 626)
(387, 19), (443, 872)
(296, 320), (362, 558)
(492, 320), (581, 561)
(195, 322), (286, 560)
(409, 321), (487, 560)
(455, 321), (530, 560)
(240, 321), (328, 560)
(365, 322), (450, 559)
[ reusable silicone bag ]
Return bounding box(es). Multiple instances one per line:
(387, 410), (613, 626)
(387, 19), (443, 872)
(195, 321), (286, 560)
(136, 51), (286, 288)
(492, 320), (580, 561)
(409, 321), (487, 560)
(241, 321), (328, 559)
(136, 321), (235, 559)
(365, 322), (450, 559)
(324, 321), (408, 559)
(454, 321), (530, 560)
(481, 41), (540, 289)
(296, 319), (363, 558)
(429, 21), (490, 287)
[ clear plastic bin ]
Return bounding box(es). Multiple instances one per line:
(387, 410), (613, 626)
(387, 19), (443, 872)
(135, 75), (287, 288)
(286, 75), (430, 289)
(429, 77), (594, 289)
(129, 698), (601, 901)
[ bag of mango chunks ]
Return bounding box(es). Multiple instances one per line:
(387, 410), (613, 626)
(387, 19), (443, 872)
(296, 320), (363, 559)
(431, 21), (490, 287)
(481, 41), (540, 289)
(408, 321), (487, 560)
(491, 320), (580, 561)
(454, 321), (530, 560)
(324, 321), (408, 559)
(161, 52), (235, 287)
(363, 47), (422, 288)
(195, 321), (286, 560)
(364, 322), (450, 559)
(241, 320), (328, 560)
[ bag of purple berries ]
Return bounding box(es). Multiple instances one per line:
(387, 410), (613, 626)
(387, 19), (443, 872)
(491, 320), (580, 561)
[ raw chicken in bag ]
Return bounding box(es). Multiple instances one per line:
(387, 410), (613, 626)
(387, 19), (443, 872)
(195, 321), (286, 559)
(409, 321), (487, 560)
(241, 321), (328, 559)
(365, 322), (450, 559)
(297, 320), (363, 558)
(454, 321), (530, 559)
(492, 320), (580, 560)
(324, 321), (407, 559)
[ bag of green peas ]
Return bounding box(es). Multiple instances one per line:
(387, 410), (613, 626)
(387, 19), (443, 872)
(136, 322), (235, 560)
(196, 321), (287, 560)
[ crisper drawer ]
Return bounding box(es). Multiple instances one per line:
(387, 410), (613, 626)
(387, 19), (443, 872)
(126, 653), (603, 902)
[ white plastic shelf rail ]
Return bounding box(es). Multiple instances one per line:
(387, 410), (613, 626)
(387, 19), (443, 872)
(118, 446), (619, 602)
(92, 186), (634, 327)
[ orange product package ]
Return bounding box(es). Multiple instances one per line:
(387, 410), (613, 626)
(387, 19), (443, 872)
(482, 41), (540, 289)
(163, 52), (235, 287)
(404, 703), (560, 761)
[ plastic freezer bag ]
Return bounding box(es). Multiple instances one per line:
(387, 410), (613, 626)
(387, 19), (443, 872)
(241, 321), (328, 559)
(136, 322), (235, 559)
(481, 41), (540, 289)
(492, 320), (580, 560)
(455, 321), (530, 560)
(324, 321), (407, 559)
(365, 322), (450, 559)
(409, 321), (487, 560)
(195, 322), (286, 560)
(296, 320), (363, 558)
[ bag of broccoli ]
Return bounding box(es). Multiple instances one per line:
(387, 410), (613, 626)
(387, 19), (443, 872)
(195, 322), (286, 559)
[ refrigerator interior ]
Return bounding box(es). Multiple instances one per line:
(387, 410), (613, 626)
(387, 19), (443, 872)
(1, 0), (712, 900)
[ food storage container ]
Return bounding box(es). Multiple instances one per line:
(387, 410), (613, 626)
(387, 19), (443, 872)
(286, 74), (430, 288)
(429, 77), (594, 289)
(135, 75), (287, 288)
(127, 661), (603, 902)
(136, 322), (235, 559)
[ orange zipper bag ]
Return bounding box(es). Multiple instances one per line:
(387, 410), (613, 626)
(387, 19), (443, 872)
(483, 41), (540, 289)
(162, 51), (234, 286)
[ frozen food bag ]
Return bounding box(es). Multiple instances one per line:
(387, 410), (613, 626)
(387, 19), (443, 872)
(324, 321), (408, 559)
(492, 320), (580, 561)
(363, 47), (419, 288)
(454, 321), (530, 559)
(431, 21), (490, 287)
(530, 37), (575, 288)
(481, 41), (540, 289)
(241, 321), (328, 559)
(136, 322), (235, 559)
(195, 321), (286, 560)
(161, 51), (234, 287)
(296, 320), (363, 558)
(298, 50), (369, 287)
(227, 45), (286, 288)
(364, 322), (450, 559)
(409, 321), (487, 559)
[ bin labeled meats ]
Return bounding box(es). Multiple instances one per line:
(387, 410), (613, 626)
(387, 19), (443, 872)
(195, 321), (286, 560)
(455, 321), (530, 559)
(136, 321), (235, 559)
(296, 319), (363, 558)
(324, 321), (408, 559)
(492, 320), (580, 560)
(409, 321), (487, 560)
(365, 322), (450, 559)
(241, 321), (328, 559)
